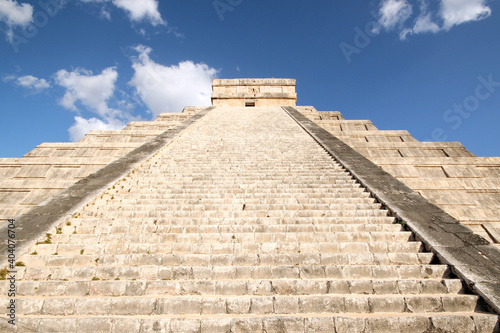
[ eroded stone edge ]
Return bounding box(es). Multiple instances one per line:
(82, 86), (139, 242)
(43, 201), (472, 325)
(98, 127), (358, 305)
(0, 107), (215, 265)
(283, 106), (500, 315)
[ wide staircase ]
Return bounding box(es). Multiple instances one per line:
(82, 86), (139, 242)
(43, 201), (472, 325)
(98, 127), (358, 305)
(1, 107), (498, 332)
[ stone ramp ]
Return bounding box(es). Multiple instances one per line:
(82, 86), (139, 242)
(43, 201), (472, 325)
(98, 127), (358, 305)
(0, 107), (498, 332)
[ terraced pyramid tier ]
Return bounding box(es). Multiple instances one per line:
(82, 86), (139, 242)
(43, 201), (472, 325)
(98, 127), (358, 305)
(1, 107), (498, 332)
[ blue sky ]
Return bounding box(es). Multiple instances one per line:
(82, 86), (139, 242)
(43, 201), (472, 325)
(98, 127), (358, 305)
(0, 0), (499, 157)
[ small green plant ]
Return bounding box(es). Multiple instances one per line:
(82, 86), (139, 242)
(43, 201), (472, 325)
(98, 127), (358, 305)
(15, 261), (25, 267)
(393, 218), (407, 227)
(80, 249), (84, 255)
(36, 233), (52, 245)
(92, 277), (100, 281)
(94, 258), (99, 263)
(56, 227), (62, 234)
(114, 277), (120, 280)
(30, 250), (38, 255)
(0, 267), (8, 280)
(66, 222), (72, 226)
(52, 252), (58, 256)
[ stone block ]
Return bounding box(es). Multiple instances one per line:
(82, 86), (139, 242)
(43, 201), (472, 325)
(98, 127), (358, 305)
(169, 319), (200, 333)
(335, 316), (366, 333)
(39, 318), (77, 332)
(42, 298), (75, 315)
(250, 297), (274, 314)
(201, 318), (231, 333)
(226, 297), (251, 314)
(431, 315), (475, 332)
(156, 297), (201, 315)
(230, 318), (263, 333)
(201, 298), (226, 315)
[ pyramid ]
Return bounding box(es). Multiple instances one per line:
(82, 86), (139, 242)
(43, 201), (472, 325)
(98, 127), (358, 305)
(0, 79), (499, 332)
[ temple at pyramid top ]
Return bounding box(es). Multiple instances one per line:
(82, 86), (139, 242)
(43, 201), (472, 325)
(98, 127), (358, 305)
(211, 78), (297, 107)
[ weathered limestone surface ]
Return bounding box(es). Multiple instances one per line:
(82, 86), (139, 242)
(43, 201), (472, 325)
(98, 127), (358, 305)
(0, 106), (498, 332)
(295, 106), (500, 246)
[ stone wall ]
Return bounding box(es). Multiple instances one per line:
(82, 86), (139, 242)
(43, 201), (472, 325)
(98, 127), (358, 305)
(296, 106), (500, 246)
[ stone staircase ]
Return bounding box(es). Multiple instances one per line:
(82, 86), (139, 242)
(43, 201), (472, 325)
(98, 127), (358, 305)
(1, 107), (498, 332)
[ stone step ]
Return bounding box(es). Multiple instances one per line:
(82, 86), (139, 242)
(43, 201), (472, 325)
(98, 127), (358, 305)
(62, 223), (405, 234)
(119, 183), (364, 190)
(19, 252), (435, 268)
(88, 203), (382, 212)
(133, 172), (354, 177)
(18, 264), (451, 281)
(52, 230), (413, 243)
(125, 187), (368, 194)
(46, 230), (414, 243)
(133, 176), (357, 182)
(117, 191), (373, 198)
(2, 313), (498, 333)
(78, 209), (389, 219)
(136, 164), (344, 169)
(67, 216), (398, 227)
(33, 241), (423, 256)
(114, 196), (374, 205)
(130, 181), (360, 187)
(3, 279), (465, 297)
(0, 294), (482, 316)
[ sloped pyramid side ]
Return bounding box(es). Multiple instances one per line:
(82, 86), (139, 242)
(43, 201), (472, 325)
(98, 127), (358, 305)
(0, 108), (203, 224)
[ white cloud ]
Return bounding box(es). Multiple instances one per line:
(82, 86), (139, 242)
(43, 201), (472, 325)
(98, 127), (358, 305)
(80, 0), (164, 26)
(68, 116), (124, 141)
(378, 0), (413, 30)
(129, 45), (217, 116)
(16, 75), (50, 91)
(413, 13), (440, 34)
(440, 0), (491, 30)
(376, 0), (492, 39)
(0, 0), (33, 41)
(54, 67), (119, 117)
(54, 67), (133, 141)
(0, 0), (32, 26)
(112, 0), (164, 26)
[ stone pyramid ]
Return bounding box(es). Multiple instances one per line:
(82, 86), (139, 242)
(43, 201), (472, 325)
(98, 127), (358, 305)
(0, 79), (499, 332)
